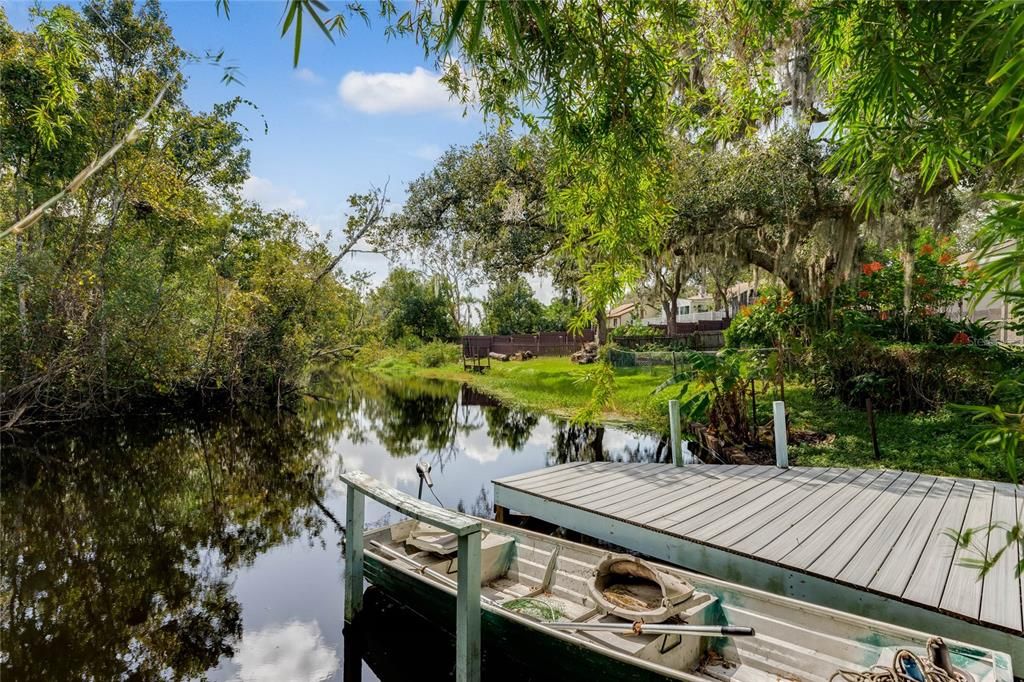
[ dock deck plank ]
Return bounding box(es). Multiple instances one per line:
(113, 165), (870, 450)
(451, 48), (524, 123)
(939, 481), (995, 620)
(902, 480), (974, 609)
(728, 468), (880, 557)
(492, 462), (1021, 640)
(979, 483), (1023, 632)
(834, 474), (937, 585)
(796, 470), (920, 575)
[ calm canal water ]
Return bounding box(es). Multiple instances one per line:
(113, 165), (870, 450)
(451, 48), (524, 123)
(1, 369), (669, 681)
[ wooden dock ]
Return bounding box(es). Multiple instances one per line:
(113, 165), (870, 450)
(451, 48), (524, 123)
(493, 462), (1024, 675)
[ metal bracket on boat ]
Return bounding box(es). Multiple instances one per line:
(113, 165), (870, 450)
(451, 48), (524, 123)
(522, 545), (560, 599)
(659, 633), (683, 655)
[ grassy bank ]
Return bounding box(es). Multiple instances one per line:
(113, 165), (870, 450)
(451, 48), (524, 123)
(365, 345), (671, 429)
(362, 348), (1005, 481)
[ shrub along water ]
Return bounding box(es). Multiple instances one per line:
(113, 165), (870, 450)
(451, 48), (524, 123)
(0, 6), (367, 430)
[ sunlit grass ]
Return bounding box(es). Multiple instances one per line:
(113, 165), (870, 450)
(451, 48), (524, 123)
(367, 351), (1006, 480)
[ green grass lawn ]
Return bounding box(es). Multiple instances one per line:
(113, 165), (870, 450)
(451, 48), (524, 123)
(784, 387), (1002, 480)
(418, 356), (675, 429)
(366, 352), (1008, 481)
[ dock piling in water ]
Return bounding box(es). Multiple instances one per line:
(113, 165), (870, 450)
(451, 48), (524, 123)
(669, 399), (684, 466)
(772, 401), (788, 469)
(340, 470), (483, 682)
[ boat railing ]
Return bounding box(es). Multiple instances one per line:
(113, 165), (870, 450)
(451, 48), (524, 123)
(340, 470), (482, 682)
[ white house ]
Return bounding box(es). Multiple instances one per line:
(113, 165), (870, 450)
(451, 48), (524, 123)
(640, 296), (728, 326)
(948, 242), (1022, 345)
(607, 301), (658, 328)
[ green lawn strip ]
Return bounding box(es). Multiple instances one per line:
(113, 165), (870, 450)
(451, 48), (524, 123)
(364, 352), (1003, 481)
(784, 387), (999, 480)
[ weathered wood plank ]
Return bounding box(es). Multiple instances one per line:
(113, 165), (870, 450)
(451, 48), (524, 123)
(649, 466), (788, 532)
(657, 466), (810, 535)
(494, 461), (590, 486)
(939, 481), (995, 620)
(761, 470), (901, 565)
(835, 474), (938, 585)
(689, 467), (838, 543)
(595, 465), (739, 516)
(729, 468), (882, 557)
(493, 480), (1024, 677)
(797, 471), (920, 575)
(707, 468), (850, 548)
(456, 530), (482, 682)
(499, 462), (612, 492)
(630, 465), (765, 525)
(901, 480), (974, 608)
(496, 463), (1024, 640)
(980, 483), (1023, 631)
(560, 463), (697, 508)
(867, 476), (956, 596)
(526, 461), (653, 497)
(340, 470), (480, 536)
(344, 487), (365, 622)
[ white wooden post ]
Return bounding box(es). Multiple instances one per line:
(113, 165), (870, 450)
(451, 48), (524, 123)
(669, 399), (684, 466)
(456, 531), (482, 682)
(344, 488), (365, 621)
(773, 400), (789, 469)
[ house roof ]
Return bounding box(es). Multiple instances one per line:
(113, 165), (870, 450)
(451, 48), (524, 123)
(607, 302), (639, 318)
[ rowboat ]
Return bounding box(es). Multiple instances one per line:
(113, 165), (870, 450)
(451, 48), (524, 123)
(362, 516), (1014, 682)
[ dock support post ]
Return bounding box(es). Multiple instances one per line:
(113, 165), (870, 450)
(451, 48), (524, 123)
(344, 488), (365, 622)
(456, 530), (482, 682)
(773, 400), (788, 469)
(669, 399), (684, 466)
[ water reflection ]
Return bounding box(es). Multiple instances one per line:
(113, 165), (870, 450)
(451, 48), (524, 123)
(1, 369), (667, 681)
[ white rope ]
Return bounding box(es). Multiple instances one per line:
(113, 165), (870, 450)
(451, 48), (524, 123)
(831, 638), (968, 682)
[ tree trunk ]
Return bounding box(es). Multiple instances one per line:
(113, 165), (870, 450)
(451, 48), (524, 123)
(901, 221), (916, 337)
(596, 309), (608, 345)
(663, 299), (676, 336)
(15, 235), (29, 378)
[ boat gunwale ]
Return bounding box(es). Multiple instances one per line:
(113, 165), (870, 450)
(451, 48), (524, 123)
(362, 517), (1011, 681)
(364, 529), (709, 682)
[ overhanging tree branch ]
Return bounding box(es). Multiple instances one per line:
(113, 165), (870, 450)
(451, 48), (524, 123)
(1, 83), (170, 241)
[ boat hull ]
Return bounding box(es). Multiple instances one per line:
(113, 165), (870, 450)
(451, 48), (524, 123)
(363, 551), (678, 682)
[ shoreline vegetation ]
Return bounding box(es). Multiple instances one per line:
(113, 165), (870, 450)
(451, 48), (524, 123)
(361, 347), (1008, 482)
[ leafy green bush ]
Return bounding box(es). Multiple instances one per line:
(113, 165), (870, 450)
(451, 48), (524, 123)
(609, 320), (655, 338)
(395, 334), (423, 351)
(804, 336), (1023, 412)
(418, 342), (460, 368)
(724, 287), (799, 348)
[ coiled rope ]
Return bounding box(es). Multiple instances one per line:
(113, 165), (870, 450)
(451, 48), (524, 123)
(831, 638), (970, 682)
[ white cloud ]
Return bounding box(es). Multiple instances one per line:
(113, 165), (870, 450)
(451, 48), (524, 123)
(241, 176), (307, 212)
(412, 144), (442, 161)
(294, 67), (323, 84)
(231, 620), (338, 682)
(338, 66), (460, 114)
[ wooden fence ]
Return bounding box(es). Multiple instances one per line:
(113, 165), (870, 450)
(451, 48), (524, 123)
(461, 330), (596, 358)
(614, 330), (725, 351)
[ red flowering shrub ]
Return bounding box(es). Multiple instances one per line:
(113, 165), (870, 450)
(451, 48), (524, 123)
(951, 331), (971, 345)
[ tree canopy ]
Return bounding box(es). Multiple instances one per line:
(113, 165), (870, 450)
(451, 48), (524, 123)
(0, 2), (371, 429)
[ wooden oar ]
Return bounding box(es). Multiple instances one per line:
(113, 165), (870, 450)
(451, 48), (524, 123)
(545, 621), (755, 637)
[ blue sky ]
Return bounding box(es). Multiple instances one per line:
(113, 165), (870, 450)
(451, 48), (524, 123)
(8, 1), (492, 283)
